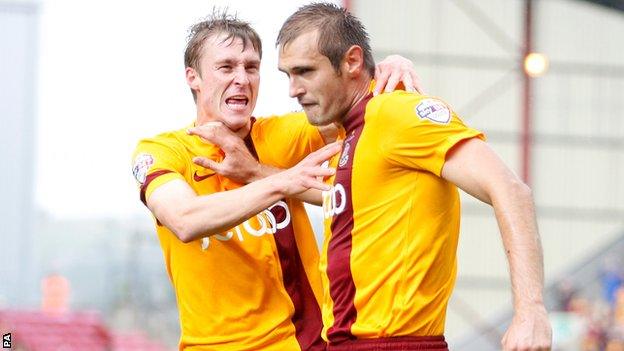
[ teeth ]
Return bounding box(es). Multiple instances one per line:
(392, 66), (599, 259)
(226, 98), (248, 105)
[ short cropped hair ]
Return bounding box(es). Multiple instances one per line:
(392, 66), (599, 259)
(184, 10), (262, 101)
(276, 2), (375, 76)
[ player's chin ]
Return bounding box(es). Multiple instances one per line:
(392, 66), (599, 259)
(223, 114), (251, 131)
(306, 113), (332, 127)
(302, 109), (321, 125)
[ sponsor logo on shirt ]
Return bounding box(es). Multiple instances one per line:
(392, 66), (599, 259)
(193, 170), (216, 182)
(201, 200), (291, 250)
(132, 153), (154, 185)
(322, 183), (346, 219)
(415, 98), (451, 124)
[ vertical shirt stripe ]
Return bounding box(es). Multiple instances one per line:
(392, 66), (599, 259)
(326, 94), (372, 343)
(271, 203), (326, 350)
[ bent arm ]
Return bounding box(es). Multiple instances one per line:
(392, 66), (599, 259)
(441, 138), (551, 350)
(147, 141), (340, 242)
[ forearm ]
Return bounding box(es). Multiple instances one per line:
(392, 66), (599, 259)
(247, 163), (280, 182)
(153, 141), (339, 243)
(442, 139), (551, 348)
(152, 178), (286, 243)
(184, 179), (286, 240)
(492, 180), (545, 310)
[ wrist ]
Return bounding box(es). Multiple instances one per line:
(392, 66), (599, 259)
(514, 299), (547, 314)
(246, 163), (262, 183)
(250, 164), (280, 182)
(263, 171), (288, 198)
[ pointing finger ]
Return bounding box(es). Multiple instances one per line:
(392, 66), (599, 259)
(193, 156), (220, 172)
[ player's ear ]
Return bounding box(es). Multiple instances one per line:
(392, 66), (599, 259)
(186, 67), (201, 91)
(343, 45), (365, 77)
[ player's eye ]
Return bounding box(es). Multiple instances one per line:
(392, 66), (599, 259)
(295, 67), (313, 76)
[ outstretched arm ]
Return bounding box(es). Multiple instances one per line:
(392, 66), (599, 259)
(441, 138), (551, 351)
(147, 142), (340, 242)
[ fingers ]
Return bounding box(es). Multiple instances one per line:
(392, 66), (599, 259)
(402, 73), (415, 93)
(501, 330), (508, 348)
(411, 71), (425, 94)
(187, 124), (222, 144)
(306, 165), (336, 178)
(384, 70), (401, 93)
(304, 141), (342, 165)
(192, 156), (220, 172)
(373, 64), (380, 95)
(501, 321), (552, 351)
(188, 123), (243, 151)
(282, 142), (340, 195)
(301, 177), (332, 192)
(373, 65), (391, 96)
(188, 122), (227, 141)
(375, 54), (427, 95)
(300, 166), (335, 191)
(280, 164), (335, 195)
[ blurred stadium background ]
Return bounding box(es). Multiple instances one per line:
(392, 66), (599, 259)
(1, 0), (623, 349)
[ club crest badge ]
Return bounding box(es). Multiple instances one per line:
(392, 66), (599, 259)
(132, 153), (154, 185)
(415, 99), (451, 124)
(339, 141), (351, 167)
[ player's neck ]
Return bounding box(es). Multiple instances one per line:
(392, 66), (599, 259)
(337, 77), (373, 131)
(340, 78), (372, 122)
(195, 113), (251, 139)
(349, 78), (372, 112)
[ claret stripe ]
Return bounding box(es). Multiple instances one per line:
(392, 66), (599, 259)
(272, 203), (326, 350)
(326, 94), (372, 343)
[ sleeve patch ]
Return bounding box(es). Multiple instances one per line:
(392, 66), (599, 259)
(415, 99), (451, 124)
(132, 153), (154, 185)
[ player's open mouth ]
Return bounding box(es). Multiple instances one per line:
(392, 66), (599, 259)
(225, 96), (249, 110)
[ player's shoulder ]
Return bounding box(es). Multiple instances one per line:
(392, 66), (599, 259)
(251, 111), (311, 142)
(367, 92), (454, 125)
(368, 91), (446, 111)
(134, 126), (191, 158)
(253, 111), (307, 128)
(137, 126), (189, 146)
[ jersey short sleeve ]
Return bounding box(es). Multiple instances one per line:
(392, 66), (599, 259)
(371, 93), (485, 176)
(252, 112), (325, 168)
(132, 135), (186, 205)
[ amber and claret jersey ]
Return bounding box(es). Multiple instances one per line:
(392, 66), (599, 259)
(320, 90), (485, 343)
(132, 113), (326, 351)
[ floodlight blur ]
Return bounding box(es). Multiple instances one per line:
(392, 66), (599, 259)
(524, 52), (549, 77)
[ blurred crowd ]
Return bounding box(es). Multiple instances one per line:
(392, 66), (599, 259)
(552, 262), (624, 351)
